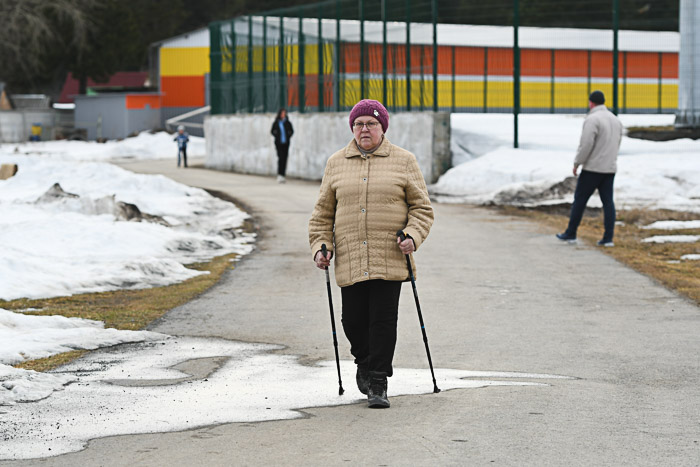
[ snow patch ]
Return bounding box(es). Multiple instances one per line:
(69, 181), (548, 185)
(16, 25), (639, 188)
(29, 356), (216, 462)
(0, 131), (204, 162)
(641, 235), (700, 244)
(642, 220), (700, 230)
(0, 309), (163, 405)
(0, 336), (571, 460)
(0, 156), (254, 300)
(434, 114), (700, 212)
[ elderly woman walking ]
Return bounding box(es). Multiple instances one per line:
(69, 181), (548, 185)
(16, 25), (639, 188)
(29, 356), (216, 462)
(308, 99), (434, 408)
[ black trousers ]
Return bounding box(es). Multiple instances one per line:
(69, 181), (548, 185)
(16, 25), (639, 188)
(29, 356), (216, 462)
(275, 142), (289, 176)
(341, 280), (402, 377)
(565, 170), (616, 242)
(177, 147), (188, 167)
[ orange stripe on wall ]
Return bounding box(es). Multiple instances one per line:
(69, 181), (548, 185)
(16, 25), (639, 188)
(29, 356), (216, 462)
(454, 47), (486, 75)
(487, 48), (513, 76)
(521, 49), (551, 77)
(125, 95), (160, 110)
(661, 52), (678, 79)
(554, 50), (589, 77)
(161, 76), (205, 107)
(625, 52), (659, 79)
(591, 51), (613, 78)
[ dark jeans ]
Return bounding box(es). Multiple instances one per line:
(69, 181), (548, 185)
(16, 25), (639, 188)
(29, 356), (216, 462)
(341, 280), (403, 377)
(275, 142), (289, 176)
(565, 170), (616, 242)
(177, 147), (188, 167)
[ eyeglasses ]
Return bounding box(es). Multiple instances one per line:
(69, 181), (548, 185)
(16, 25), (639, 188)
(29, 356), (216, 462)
(353, 121), (380, 130)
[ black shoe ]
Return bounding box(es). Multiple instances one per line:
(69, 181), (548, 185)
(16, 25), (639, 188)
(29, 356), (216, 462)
(356, 365), (370, 395)
(367, 373), (390, 409)
(556, 232), (577, 244)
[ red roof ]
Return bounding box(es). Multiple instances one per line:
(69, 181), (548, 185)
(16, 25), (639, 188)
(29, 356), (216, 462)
(58, 71), (149, 103)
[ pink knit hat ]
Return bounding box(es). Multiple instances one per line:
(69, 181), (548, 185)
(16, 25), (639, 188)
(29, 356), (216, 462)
(349, 99), (389, 133)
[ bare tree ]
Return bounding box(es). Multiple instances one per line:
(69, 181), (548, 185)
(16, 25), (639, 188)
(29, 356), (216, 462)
(0, 0), (95, 89)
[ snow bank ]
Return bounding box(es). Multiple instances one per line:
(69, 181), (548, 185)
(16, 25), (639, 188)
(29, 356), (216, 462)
(643, 220), (700, 230)
(0, 131), (204, 162)
(0, 308), (163, 405)
(433, 114), (700, 213)
(641, 235), (700, 244)
(0, 155), (254, 300)
(0, 336), (569, 459)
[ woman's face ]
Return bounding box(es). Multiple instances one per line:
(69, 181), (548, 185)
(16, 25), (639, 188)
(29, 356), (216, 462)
(279, 110), (287, 119)
(352, 117), (384, 151)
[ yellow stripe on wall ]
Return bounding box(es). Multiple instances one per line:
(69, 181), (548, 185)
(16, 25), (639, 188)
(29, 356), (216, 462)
(161, 47), (210, 77)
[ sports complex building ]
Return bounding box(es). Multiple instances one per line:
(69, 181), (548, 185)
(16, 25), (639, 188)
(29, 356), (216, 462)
(153, 18), (679, 122)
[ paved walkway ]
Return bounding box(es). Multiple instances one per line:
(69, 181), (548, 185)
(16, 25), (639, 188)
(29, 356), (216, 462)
(8, 159), (700, 466)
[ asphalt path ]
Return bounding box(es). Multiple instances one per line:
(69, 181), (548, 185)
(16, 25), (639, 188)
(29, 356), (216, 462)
(5, 158), (699, 466)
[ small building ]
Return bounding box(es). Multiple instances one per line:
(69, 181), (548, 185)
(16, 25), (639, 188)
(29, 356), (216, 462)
(58, 72), (150, 104)
(74, 92), (161, 140)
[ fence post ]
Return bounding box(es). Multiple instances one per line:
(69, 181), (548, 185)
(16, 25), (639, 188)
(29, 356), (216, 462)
(612, 0), (619, 115)
(513, 0), (520, 149)
(382, 0), (388, 106)
(587, 49), (592, 100)
(405, 0), (411, 111)
(231, 19), (237, 113)
(451, 46), (456, 112)
(318, 5), (324, 112)
(279, 15), (285, 110)
(550, 49), (555, 113)
(360, 0), (365, 100)
(263, 16), (267, 113)
(248, 15), (254, 113)
(432, 0), (438, 112)
(336, 0), (341, 111)
(299, 10), (305, 113)
(657, 52), (663, 113)
(420, 44), (425, 110)
(623, 50), (627, 113)
(483, 47), (488, 112)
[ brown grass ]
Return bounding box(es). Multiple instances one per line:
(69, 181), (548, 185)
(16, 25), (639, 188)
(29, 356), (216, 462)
(5, 253), (240, 371)
(499, 206), (700, 306)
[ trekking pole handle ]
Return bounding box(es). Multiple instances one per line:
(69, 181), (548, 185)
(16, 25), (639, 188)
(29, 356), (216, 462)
(321, 243), (328, 259)
(396, 230), (406, 242)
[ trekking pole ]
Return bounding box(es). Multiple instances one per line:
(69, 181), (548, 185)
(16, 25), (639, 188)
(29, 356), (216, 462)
(397, 230), (441, 393)
(321, 244), (344, 395)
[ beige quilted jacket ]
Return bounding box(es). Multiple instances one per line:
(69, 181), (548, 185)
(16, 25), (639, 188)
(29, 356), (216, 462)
(309, 137), (434, 287)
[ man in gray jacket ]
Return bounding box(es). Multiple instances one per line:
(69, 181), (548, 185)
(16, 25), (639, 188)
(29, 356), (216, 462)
(557, 91), (623, 246)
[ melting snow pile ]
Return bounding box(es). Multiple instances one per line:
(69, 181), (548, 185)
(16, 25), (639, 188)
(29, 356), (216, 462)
(0, 131), (204, 162)
(0, 336), (570, 460)
(433, 114), (700, 213)
(0, 155), (254, 300)
(0, 309), (163, 405)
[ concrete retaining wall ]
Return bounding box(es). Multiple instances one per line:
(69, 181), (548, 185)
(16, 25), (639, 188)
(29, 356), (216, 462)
(204, 112), (450, 183)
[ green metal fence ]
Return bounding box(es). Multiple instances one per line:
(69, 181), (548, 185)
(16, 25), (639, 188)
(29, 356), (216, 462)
(209, 0), (679, 116)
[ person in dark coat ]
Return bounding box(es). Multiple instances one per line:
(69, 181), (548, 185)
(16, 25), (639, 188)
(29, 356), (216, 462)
(270, 109), (294, 183)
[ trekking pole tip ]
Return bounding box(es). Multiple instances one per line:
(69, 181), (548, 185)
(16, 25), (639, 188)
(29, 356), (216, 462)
(339, 386), (345, 396)
(433, 386), (441, 394)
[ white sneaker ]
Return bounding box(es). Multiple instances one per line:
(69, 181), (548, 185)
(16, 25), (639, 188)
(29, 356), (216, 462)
(277, 175), (286, 183)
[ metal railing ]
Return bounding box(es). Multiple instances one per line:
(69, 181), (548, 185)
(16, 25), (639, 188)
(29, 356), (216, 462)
(208, 0), (679, 120)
